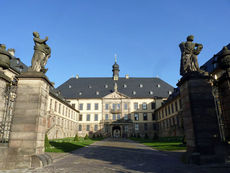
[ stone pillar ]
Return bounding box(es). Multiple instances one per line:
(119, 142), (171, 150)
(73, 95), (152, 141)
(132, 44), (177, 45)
(5, 72), (52, 169)
(177, 72), (221, 164)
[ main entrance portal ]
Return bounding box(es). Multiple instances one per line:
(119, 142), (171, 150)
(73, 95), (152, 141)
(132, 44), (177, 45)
(112, 126), (121, 138)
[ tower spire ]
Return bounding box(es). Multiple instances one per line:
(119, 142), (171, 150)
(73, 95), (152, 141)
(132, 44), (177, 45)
(114, 53), (117, 63)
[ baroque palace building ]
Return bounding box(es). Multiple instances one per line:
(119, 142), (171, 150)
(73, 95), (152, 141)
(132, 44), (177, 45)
(57, 61), (174, 138)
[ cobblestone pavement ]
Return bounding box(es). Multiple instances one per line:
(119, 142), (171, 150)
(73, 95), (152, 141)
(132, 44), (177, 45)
(1, 138), (230, 173)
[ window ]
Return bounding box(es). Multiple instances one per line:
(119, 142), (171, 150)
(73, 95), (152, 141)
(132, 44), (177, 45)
(124, 103), (128, 110)
(112, 104), (116, 110)
(144, 123), (148, 131)
(54, 101), (57, 112)
(62, 106), (65, 115)
(105, 114), (109, 120)
(135, 124), (139, 131)
(105, 104), (109, 110)
(151, 102), (155, 109)
(134, 113), (139, 121)
(124, 114), (128, 120)
(168, 105), (171, 115)
(153, 123), (157, 130)
(142, 103), (147, 110)
(95, 103), (98, 110)
(50, 99), (52, 109)
(87, 114), (90, 121)
(175, 101), (178, 112)
(143, 113), (148, 120)
(134, 103), (138, 110)
(117, 114), (121, 120)
(112, 114), (116, 120)
(171, 104), (174, 113)
(79, 125), (82, 131)
(94, 125), (98, 131)
(79, 114), (82, 121)
(124, 125), (128, 132)
(117, 104), (120, 110)
(94, 114), (98, 121)
(152, 113), (156, 120)
(87, 103), (91, 110)
(79, 103), (83, 110)
(59, 103), (61, 113)
(72, 104), (75, 109)
(179, 99), (182, 109)
(86, 125), (90, 131)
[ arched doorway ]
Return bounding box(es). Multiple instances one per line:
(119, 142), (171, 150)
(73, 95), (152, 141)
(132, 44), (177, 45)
(112, 126), (121, 138)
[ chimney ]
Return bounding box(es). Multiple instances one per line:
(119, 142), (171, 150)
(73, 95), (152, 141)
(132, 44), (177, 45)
(76, 74), (79, 79)
(125, 74), (129, 79)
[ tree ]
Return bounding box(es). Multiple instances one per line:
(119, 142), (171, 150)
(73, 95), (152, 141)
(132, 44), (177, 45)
(45, 134), (50, 148)
(84, 134), (89, 140)
(74, 134), (79, 141)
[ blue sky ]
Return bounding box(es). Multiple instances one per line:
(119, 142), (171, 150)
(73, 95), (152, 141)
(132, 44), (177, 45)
(1, 0), (230, 87)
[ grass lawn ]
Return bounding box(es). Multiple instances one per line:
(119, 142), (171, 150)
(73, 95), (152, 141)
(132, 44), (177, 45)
(130, 137), (186, 151)
(45, 137), (103, 153)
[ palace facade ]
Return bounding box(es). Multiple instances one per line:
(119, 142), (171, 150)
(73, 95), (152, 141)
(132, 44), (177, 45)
(57, 61), (174, 138)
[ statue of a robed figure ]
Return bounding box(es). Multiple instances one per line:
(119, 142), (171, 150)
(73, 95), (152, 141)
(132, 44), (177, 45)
(29, 32), (51, 73)
(179, 35), (203, 76)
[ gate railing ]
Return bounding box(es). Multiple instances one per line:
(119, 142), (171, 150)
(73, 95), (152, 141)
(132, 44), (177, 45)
(0, 83), (17, 146)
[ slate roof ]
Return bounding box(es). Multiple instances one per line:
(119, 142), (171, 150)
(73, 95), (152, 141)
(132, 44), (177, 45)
(57, 77), (174, 99)
(10, 57), (28, 73)
(200, 43), (230, 73)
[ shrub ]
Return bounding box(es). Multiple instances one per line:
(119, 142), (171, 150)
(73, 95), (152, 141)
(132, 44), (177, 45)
(144, 133), (149, 139)
(84, 134), (89, 140)
(74, 134), (79, 141)
(92, 134), (96, 139)
(45, 134), (50, 148)
(137, 133), (141, 138)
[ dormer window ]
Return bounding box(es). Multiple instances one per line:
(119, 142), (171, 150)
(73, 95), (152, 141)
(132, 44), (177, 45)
(105, 84), (108, 88)
(168, 91), (172, 95)
(133, 91), (136, 95)
(79, 92), (82, 95)
(123, 84), (127, 88)
(139, 84), (143, 88)
(88, 85), (92, 88)
(96, 91), (99, 95)
(69, 85), (72, 88)
(157, 84), (160, 88)
(149, 91), (153, 95)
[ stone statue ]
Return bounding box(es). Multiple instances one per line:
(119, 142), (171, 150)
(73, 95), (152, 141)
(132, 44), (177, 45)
(29, 32), (51, 73)
(0, 44), (12, 69)
(179, 35), (203, 76)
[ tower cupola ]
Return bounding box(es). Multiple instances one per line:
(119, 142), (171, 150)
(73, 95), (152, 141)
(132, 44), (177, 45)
(112, 54), (119, 80)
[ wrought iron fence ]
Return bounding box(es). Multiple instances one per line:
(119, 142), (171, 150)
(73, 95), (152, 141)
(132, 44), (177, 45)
(0, 83), (17, 145)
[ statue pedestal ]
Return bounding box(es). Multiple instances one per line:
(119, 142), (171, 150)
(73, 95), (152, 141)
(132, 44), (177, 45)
(5, 72), (52, 169)
(177, 71), (223, 164)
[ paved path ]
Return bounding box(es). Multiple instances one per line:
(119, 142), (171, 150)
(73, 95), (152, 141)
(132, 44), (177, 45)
(1, 138), (230, 173)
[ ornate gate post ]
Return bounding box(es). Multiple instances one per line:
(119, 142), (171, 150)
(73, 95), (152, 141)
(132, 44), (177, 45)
(6, 72), (52, 169)
(178, 36), (222, 164)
